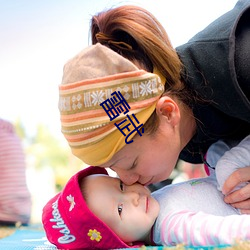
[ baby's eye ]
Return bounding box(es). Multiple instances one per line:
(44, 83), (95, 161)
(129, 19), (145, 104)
(118, 204), (123, 216)
(120, 180), (124, 191)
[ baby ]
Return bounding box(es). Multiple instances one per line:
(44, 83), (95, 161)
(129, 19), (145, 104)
(42, 135), (250, 249)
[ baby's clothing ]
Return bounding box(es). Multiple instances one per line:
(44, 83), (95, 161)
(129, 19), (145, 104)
(152, 135), (250, 246)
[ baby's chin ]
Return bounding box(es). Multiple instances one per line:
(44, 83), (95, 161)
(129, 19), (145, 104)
(148, 196), (160, 219)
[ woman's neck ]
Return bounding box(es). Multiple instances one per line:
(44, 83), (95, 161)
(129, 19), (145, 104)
(179, 103), (196, 149)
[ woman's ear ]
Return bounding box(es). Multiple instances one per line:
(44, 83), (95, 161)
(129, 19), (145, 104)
(156, 96), (180, 126)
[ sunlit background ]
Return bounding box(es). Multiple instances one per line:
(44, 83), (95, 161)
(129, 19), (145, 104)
(1, 0), (238, 223)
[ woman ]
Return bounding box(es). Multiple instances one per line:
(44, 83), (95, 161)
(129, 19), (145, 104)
(59, 1), (250, 211)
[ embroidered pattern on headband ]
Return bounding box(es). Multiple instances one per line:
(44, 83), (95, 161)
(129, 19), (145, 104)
(59, 70), (164, 138)
(59, 70), (164, 115)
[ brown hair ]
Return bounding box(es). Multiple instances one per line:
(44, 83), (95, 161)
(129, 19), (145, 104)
(90, 5), (192, 134)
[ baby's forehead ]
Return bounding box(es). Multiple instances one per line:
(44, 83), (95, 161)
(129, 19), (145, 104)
(80, 174), (118, 199)
(82, 175), (121, 200)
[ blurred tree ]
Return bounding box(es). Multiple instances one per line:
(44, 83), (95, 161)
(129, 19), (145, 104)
(14, 120), (85, 191)
(14, 118), (26, 139)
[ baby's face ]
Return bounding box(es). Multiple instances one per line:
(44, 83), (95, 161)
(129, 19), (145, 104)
(84, 174), (160, 244)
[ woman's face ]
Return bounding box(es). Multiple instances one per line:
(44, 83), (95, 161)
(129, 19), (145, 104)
(100, 119), (182, 186)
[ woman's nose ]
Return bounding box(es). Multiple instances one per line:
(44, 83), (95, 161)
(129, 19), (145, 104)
(112, 168), (139, 185)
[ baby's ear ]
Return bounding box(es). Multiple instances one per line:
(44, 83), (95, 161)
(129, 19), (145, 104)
(156, 96), (180, 126)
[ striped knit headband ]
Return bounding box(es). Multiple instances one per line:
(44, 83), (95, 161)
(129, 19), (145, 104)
(59, 43), (165, 165)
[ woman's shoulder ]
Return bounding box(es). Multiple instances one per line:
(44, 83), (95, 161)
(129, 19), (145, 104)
(176, 0), (250, 123)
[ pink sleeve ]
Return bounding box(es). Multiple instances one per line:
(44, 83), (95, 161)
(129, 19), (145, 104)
(160, 210), (250, 246)
(0, 119), (31, 224)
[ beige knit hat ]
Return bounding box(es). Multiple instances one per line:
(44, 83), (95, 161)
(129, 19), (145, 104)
(59, 43), (165, 165)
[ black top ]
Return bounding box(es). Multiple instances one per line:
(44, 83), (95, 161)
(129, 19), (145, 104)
(176, 0), (250, 164)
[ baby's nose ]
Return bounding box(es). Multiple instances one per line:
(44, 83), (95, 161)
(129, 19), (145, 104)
(126, 191), (140, 206)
